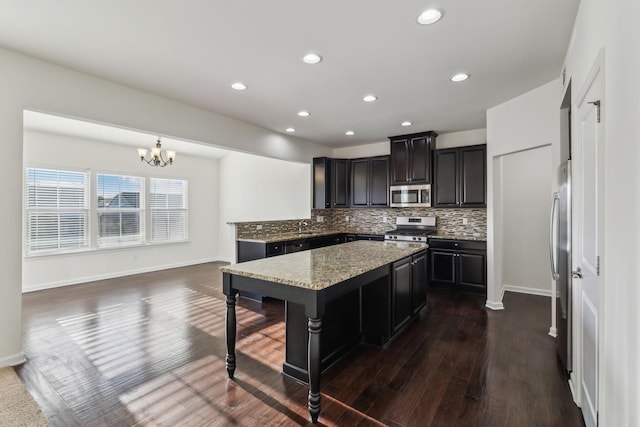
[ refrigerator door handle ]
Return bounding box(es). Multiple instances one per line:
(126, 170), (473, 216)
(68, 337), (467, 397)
(549, 192), (560, 280)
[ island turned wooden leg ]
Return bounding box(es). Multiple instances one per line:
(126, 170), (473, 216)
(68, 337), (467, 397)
(225, 293), (237, 378)
(308, 317), (322, 423)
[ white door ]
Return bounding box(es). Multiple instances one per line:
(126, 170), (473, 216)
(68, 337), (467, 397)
(574, 54), (604, 427)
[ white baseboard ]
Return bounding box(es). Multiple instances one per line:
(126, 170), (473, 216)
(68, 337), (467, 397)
(216, 257), (233, 264)
(22, 257), (219, 293)
(503, 284), (552, 297)
(485, 300), (504, 310)
(0, 352), (26, 368)
(548, 327), (557, 337)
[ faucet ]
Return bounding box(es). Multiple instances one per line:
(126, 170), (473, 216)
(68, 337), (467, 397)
(298, 219), (308, 233)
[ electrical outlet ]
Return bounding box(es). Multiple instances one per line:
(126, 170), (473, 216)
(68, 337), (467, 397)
(345, 216), (350, 222)
(316, 215), (324, 223)
(462, 218), (468, 225)
(256, 224), (263, 230)
(382, 216), (388, 223)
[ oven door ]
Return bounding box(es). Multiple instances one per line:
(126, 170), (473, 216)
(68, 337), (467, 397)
(390, 184), (431, 207)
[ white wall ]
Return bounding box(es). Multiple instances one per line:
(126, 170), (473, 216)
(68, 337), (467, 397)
(332, 141), (388, 158)
(0, 46), (330, 367)
(331, 128), (487, 158)
(436, 129), (487, 149)
(486, 79), (561, 312)
(563, 0), (640, 425)
(501, 145), (553, 296)
(218, 151), (311, 262)
(22, 130), (218, 291)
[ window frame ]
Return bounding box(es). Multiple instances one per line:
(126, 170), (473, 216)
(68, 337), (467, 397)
(24, 167), (91, 256)
(96, 173), (146, 248)
(148, 177), (188, 243)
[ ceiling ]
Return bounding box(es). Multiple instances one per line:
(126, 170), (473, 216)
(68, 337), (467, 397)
(1, 1), (580, 148)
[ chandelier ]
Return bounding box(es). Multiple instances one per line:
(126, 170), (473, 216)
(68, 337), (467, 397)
(137, 138), (176, 167)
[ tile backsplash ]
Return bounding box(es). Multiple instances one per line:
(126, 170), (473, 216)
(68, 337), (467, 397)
(235, 208), (486, 238)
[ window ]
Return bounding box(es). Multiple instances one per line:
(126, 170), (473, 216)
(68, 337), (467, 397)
(149, 178), (188, 242)
(97, 174), (144, 247)
(25, 168), (90, 254)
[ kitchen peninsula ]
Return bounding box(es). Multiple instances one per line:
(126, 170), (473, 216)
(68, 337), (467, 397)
(221, 240), (428, 424)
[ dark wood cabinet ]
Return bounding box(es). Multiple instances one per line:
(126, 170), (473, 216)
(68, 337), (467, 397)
(389, 131), (438, 185)
(392, 257), (413, 333)
(350, 156), (389, 207)
(428, 239), (486, 295)
(434, 144), (486, 207)
(392, 250), (428, 334)
(313, 158), (349, 208)
(411, 250), (428, 314)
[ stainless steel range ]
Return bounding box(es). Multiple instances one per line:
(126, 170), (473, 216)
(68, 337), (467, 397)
(384, 216), (437, 243)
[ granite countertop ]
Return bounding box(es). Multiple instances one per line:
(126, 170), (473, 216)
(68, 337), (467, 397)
(237, 230), (346, 244)
(428, 234), (486, 242)
(220, 240), (427, 290)
(237, 230), (486, 243)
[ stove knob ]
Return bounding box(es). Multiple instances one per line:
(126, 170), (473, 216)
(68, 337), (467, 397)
(412, 237), (416, 241)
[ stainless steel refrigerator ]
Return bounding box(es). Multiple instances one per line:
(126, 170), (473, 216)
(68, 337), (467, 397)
(550, 160), (572, 372)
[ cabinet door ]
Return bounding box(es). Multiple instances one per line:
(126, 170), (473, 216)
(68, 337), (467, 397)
(390, 139), (409, 184)
(434, 149), (459, 207)
(369, 156), (389, 207)
(392, 257), (413, 333)
(350, 158), (369, 207)
(411, 251), (428, 313)
(332, 159), (349, 207)
(457, 251), (486, 289)
(429, 249), (456, 285)
(459, 145), (486, 207)
(408, 135), (431, 183)
(312, 157), (331, 209)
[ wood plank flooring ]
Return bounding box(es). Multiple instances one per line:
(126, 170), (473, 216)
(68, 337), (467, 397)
(18, 262), (585, 426)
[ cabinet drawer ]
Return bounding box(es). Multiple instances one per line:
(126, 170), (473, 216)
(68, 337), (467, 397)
(428, 239), (486, 251)
(266, 242), (285, 257)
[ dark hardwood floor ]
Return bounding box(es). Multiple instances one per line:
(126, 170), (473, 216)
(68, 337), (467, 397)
(19, 262), (584, 426)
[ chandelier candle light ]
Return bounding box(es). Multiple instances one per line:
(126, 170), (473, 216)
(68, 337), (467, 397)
(137, 138), (176, 167)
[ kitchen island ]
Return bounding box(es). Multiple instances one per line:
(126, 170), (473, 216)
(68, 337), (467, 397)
(220, 240), (427, 424)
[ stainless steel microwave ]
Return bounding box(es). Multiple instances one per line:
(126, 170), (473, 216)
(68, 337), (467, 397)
(389, 184), (431, 207)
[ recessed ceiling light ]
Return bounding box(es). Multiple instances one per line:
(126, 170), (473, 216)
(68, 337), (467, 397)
(345, 130), (355, 136)
(231, 82), (247, 91)
(302, 53), (322, 64)
(450, 73), (470, 82)
(417, 9), (443, 25)
(362, 95), (377, 102)
(297, 110), (310, 117)
(286, 127), (295, 133)
(401, 121), (413, 127)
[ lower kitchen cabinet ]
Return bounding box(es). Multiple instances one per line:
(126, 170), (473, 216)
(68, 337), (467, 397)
(363, 249), (427, 345)
(345, 234), (385, 242)
(428, 239), (486, 295)
(392, 250), (428, 333)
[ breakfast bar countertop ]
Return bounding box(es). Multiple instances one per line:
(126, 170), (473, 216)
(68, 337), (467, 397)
(220, 240), (426, 290)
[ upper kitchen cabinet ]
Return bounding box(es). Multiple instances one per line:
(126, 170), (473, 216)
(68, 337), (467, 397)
(350, 156), (389, 207)
(313, 158), (350, 208)
(389, 131), (438, 185)
(434, 144), (486, 208)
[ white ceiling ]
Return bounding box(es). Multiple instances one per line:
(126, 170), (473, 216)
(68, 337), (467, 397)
(2, 1), (580, 148)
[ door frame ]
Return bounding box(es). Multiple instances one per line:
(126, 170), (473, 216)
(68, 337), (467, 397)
(571, 48), (606, 425)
